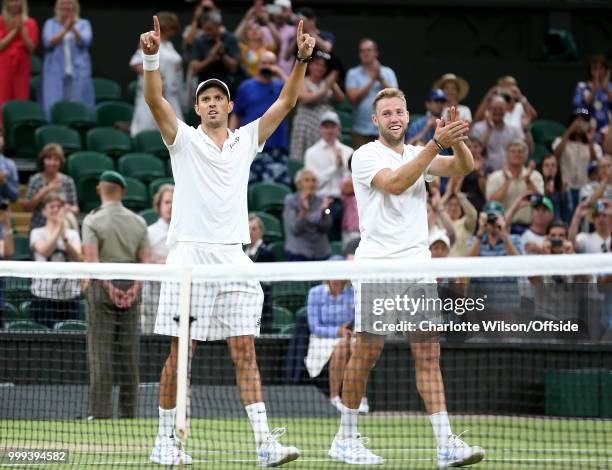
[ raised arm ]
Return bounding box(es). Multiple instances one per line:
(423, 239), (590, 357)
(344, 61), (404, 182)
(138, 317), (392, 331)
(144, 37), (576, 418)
(141, 16), (178, 145)
(258, 20), (315, 146)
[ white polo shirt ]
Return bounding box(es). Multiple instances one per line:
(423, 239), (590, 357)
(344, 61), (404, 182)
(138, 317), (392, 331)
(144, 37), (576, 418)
(164, 119), (264, 245)
(351, 140), (434, 259)
(303, 138), (353, 198)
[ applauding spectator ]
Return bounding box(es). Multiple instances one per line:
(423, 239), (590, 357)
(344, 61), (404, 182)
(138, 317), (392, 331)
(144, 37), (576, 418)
(283, 169), (332, 261)
(406, 89), (447, 145)
(190, 12), (241, 96)
(580, 154), (611, 204)
(24, 143), (78, 231)
(0, 0), (38, 113)
(432, 73), (472, 122)
(441, 176), (478, 257)
(304, 111), (353, 241)
(269, 0), (295, 75)
(460, 136), (488, 213)
(505, 193), (554, 254)
(485, 140), (544, 232)
(346, 38), (398, 149)
(472, 96), (526, 172)
(573, 54), (612, 144)
(540, 153), (566, 221)
(41, 0), (94, 117)
(289, 50), (343, 161)
(236, 22), (276, 78)
(29, 192), (81, 327)
(553, 108), (602, 217)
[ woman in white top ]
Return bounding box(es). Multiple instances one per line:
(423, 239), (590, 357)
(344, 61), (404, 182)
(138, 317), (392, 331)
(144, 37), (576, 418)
(474, 76), (537, 128)
(130, 12), (183, 136)
(29, 192), (81, 327)
(141, 184), (173, 333)
(441, 176), (478, 257)
(433, 73), (472, 123)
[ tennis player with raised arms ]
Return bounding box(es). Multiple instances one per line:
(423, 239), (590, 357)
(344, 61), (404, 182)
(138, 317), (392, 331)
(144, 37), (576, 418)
(329, 88), (485, 468)
(139, 15), (315, 466)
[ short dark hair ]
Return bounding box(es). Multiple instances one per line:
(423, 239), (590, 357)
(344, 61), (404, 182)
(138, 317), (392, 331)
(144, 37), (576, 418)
(358, 38), (378, 50)
(548, 220), (568, 235)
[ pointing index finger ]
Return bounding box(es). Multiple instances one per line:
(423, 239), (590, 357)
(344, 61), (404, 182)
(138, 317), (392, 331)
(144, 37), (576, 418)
(297, 19), (303, 40)
(153, 15), (160, 35)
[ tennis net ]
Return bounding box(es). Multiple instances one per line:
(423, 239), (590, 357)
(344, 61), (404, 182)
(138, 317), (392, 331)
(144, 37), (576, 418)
(0, 254), (611, 469)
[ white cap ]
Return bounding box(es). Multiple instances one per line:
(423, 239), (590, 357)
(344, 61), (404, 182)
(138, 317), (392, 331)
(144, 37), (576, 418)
(195, 78), (230, 103)
(428, 230), (450, 248)
(320, 110), (341, 126)
(274, 0), (292, 8)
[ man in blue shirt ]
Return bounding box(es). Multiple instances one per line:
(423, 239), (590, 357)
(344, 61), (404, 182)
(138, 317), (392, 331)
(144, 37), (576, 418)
(406, 89), (448, 145)
(345, 38), (398, 149)
(0, 131), (19, 204)
(230, 51), (290, 186)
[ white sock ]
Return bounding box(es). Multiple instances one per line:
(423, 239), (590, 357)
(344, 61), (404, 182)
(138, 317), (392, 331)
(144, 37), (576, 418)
(158, 407), (176, 437)
(330, 396), (341, 404)
(245, 402), (270, 447)
(430, 411), (452, 447)
(338, 402), (359, 439)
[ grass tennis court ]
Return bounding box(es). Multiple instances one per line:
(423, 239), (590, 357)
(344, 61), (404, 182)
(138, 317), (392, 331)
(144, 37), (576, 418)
(2, 415), (611, 468)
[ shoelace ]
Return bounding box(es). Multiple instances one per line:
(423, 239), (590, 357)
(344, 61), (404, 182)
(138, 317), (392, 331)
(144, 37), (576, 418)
(346, 435), (375, 459)
(448, 430), (469, 449)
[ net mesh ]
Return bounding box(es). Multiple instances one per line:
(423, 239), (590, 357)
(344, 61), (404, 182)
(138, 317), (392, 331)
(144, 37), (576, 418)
(0, 255), (611, 469)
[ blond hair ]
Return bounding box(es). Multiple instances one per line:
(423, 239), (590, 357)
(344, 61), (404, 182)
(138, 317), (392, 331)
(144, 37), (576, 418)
(372, 88), (407, 113)
(54, 0), (80, 21)
(152, 184), (174, 213)
(2, 0), (28, 22)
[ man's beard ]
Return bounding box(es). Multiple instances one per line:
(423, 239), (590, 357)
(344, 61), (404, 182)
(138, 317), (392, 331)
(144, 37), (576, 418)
(379, 125), (406, 146)
(205, 116), (225, 129)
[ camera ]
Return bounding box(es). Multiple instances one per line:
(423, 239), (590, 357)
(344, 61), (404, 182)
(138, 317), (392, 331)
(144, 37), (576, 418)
(551, 239), (563, 249)
(259, 67), (273, 77)
(528, 194), (543, 205)
(486, 213), (498, 225)
(0, 200), (8, 211)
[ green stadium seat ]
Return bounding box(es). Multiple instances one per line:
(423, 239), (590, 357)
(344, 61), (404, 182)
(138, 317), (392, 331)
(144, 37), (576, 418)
(334, 97), (353, 115)
(251, 211), (283, 243)
(166, 159), (173, 177)
(50, 101), (96, 132)
(34, 124), (82, 154)
(337, 110), (353, 133)
(3, 278), (32, 306)
(5, 320), (49, 332)
(96, 101), (134, 127)
(126, 80), (138, 104)
(2, 100), (46, 159)
(86, 127), (132, 158)
(122, 177), (148, 212)
(295, 306), (307, 319)
(31, 55), (41, 75)
(148, 177), (174, 201)
(133, 129), (169, 159)
(272, 281), (311, 313)
(77, 175), (101, 212)
(29, 75), (41, 101)
(67, 151), (114, 183)
(529, 143), (552, 166)
(11, 234), (31, 261)
(287, 160), (303, 188)
(531, 120), (565, 148)
(138, 208), (159, 225)
(92, 77), (122, 102)
(118, 153), (166, 183)
(3, 302), (24, 321)
(330, 241), (343, 257)
(54, 320), (87, 332)
(272, 306), (295, 334)
(267, 240), (285, 262)
(18, 300), (32, 319)
(248, 182), (291, 217)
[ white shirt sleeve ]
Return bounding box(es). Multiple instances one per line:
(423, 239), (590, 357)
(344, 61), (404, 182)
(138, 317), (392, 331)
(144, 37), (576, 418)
(239, 118), (265, 162)
(575, 232), (587, 253)
(163, 119), (190, 155)
(29, 228), (44, 249)
(351, 147), (387, 187)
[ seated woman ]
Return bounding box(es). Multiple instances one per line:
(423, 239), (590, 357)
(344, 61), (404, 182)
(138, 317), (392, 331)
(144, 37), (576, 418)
(29, 192), (81, 327)
(283, 169), (332, 261)
(141, 184), (173, 333)
(23, 143), (78, 231)
(304, 271), (368, 413)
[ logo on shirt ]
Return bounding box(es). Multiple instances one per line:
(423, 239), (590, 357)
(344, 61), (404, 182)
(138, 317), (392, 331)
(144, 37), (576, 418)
(228, 136), (240, 151)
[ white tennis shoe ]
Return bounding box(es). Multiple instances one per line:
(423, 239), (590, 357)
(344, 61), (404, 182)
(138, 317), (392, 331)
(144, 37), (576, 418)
(437, 431), (484, 468)
(150, 434), (192, 465)
(257, 427), (300, 467)
(329, 434), (384, 465)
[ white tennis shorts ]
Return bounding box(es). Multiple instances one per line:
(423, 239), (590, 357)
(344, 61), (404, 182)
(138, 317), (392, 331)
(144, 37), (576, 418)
(154, 242), (264, 341)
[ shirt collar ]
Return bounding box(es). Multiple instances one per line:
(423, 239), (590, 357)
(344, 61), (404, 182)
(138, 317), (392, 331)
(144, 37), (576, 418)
(246, 238), (263, 255)
(198, 126), (233, 151)
(101, 200), (123, 209)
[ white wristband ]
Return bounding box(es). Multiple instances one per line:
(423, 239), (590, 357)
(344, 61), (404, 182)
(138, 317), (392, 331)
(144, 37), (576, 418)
(142, 51), (160, 71)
